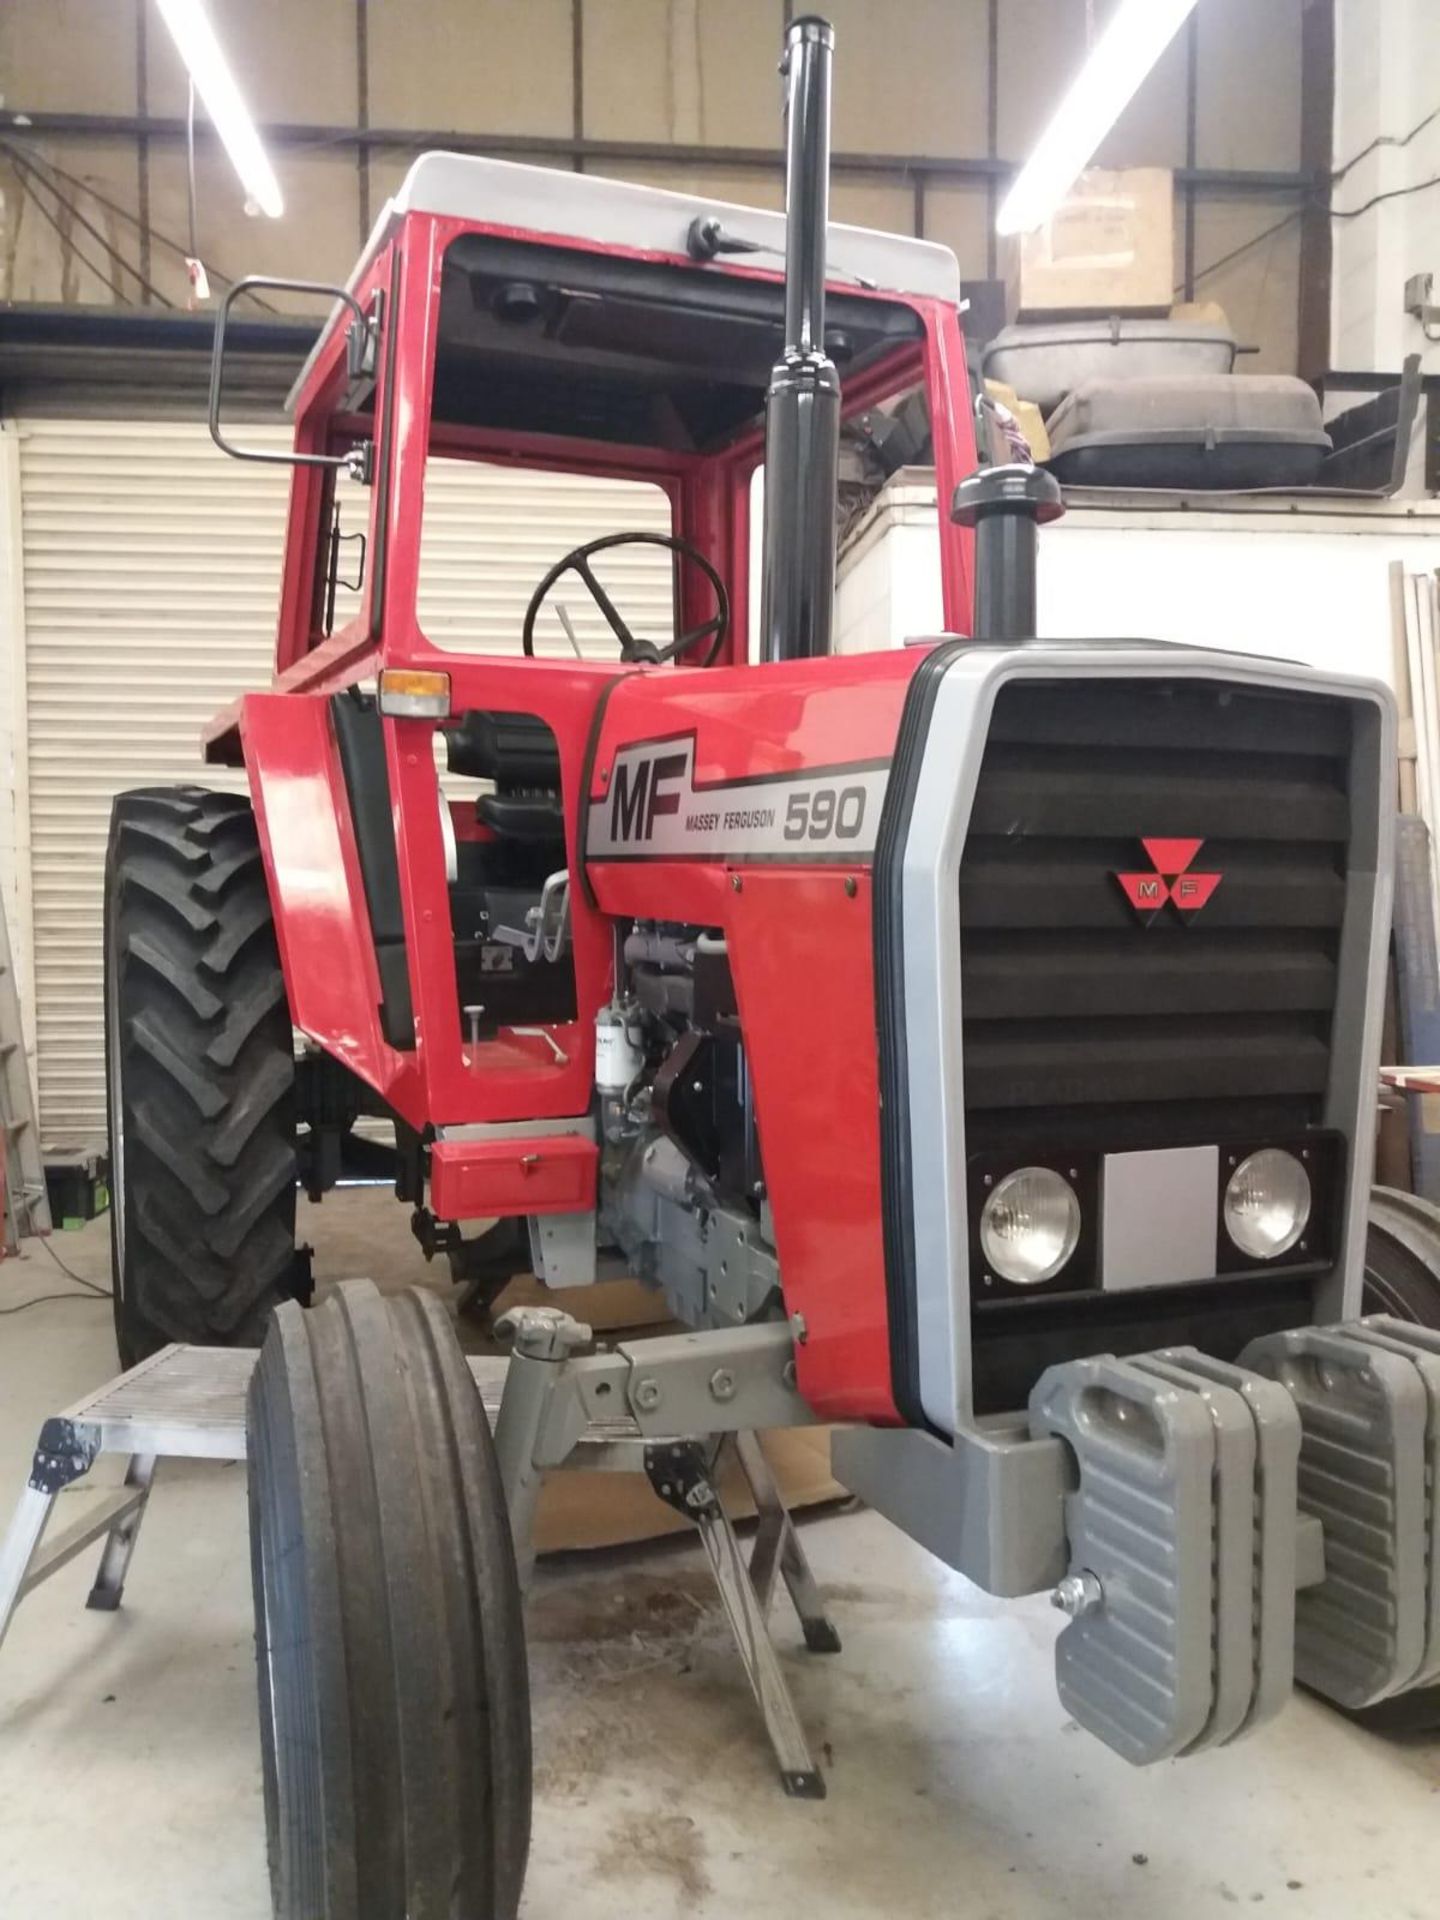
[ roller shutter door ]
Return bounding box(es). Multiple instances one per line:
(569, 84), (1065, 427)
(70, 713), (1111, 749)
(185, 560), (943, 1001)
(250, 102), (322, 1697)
(14, 415), (671, 1147)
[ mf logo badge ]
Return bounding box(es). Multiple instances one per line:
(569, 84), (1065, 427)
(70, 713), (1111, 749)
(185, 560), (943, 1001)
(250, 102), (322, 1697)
(586, 732), (888, 863)
(1115, 838), (1222, 923)
(608, 745), (689, 843)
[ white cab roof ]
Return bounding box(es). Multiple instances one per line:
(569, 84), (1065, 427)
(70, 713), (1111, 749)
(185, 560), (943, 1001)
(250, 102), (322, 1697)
(289, 151), (961, 408)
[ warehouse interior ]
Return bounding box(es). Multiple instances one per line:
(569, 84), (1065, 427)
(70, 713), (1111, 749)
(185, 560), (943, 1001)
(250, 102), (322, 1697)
(2, 2), (1440, 1916)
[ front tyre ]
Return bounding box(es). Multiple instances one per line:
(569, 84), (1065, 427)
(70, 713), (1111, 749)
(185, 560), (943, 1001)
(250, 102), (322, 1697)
(104, 786), (298, 1366)
(248, 1281), (532, 1920)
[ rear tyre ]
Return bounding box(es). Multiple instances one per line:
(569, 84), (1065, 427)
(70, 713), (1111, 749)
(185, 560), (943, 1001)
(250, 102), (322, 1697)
(248, 1280), (531, 1920)
(1363, 1188), (1440, 1329)
(104, 786), (297, 1366)
(1347, 1190), (1440, 1731)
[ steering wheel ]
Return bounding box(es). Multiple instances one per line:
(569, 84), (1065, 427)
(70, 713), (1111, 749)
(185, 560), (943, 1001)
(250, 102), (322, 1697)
(521, 531), (730, 667)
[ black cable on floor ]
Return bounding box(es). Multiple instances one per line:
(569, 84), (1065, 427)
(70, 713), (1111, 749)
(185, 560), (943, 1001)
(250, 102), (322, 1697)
(0, 1290), (110, 1317)
(34, 1235), (112, 1296)
(0, 1233), (114, 1312)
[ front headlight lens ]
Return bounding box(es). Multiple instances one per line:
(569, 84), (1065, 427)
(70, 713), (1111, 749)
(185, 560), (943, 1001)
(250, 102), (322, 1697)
(980, 1167), (1082, 1285)
(1223, 1148), (1311, 1260)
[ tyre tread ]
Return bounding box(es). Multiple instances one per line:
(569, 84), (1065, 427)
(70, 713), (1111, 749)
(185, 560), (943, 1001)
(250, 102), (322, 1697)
(105, 785), (296, 1362)
(248, 1284), (531, 1920)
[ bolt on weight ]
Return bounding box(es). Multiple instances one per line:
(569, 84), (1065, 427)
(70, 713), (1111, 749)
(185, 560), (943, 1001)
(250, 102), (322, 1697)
(1051, 1571), (1104, 1619)
(633, 1377), (662, 1412)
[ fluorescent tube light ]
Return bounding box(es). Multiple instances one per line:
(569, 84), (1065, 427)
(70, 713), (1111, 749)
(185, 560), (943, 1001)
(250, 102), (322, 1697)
(155, 0), (284, 218)
(996, 0), (1199, 236)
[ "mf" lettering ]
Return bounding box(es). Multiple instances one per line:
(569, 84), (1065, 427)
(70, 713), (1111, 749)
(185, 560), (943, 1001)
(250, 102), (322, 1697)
(610, 751), (686, 841)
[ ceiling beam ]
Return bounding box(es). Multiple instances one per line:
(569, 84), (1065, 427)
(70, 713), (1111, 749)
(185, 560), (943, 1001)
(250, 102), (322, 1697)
(2, 110), (1312, 198)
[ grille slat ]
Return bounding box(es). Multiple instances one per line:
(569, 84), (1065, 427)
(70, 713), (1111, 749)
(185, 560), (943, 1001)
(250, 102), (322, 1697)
(960, 680), (1351, 1151)
(963, 938), (1337, 1022)
(983, 681), (1354, 756)
(971, 765), (1350, 843)
(966, 1017), (1332, 1110)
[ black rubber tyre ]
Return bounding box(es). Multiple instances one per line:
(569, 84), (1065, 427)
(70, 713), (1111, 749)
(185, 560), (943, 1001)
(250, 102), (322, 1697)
(248, 1280), (531, 1920)
(1346, 1191), (1440, 1731)
(1363, 1190), (1440, 1329)
(104, 786), (297, 1366)
(1348, 1686), (1440, 1733)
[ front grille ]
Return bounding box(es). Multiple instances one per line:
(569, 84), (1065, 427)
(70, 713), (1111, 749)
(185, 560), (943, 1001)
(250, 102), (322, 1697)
(958, 676), (1357, 1415)
(959, 678), (1353, 1160)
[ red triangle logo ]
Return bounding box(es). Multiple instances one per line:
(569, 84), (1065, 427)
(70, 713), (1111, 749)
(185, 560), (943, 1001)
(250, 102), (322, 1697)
(1169, 871), (1222, 913)
(1117, 872), (1169, 913)
(1142, 837), (1203, 877)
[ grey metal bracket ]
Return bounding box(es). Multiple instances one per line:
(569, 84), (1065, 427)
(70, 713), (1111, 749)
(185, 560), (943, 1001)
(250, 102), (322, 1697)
(608, 1323), (815, 1438)
(492, 1308), (834, 1796)
(644, 1439), (827, 1799)
(1030, 1354), (1219, 1765)
(1242, 1323), (1429, 1710)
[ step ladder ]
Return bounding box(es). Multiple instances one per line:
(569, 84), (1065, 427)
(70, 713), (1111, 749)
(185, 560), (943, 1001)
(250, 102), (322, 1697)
(0, 886), (50, 1251)
(0, 1340), (839, 1793)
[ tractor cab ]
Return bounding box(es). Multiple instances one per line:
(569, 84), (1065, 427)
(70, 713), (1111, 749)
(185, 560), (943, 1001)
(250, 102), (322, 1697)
(202, 147), (978, 1125)
(210, 151), (976, 690)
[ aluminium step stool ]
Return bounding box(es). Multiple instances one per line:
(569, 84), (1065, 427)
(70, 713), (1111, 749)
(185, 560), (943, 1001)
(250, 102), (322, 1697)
(0, 1338), (840, 1794)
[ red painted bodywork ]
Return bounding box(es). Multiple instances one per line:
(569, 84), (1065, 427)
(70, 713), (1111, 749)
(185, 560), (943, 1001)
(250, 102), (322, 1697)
(430, 1135), (598, 1219)
(207, 191), (978, 1426)
(586, 653), (920, 1420)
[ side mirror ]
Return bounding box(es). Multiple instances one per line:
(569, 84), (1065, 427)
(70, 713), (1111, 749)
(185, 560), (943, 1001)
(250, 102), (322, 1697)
(209, 275), (381, 481)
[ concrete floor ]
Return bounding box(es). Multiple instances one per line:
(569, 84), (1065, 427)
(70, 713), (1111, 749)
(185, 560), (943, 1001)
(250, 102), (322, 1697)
(2, 1196), (1439, 1920)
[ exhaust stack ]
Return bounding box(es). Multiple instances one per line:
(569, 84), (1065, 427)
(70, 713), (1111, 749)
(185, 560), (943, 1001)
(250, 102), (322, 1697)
(951, 465), (1065, 642)
(760, 16), (840, 665)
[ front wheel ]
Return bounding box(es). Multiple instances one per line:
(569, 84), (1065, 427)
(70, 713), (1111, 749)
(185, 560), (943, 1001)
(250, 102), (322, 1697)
(248, 1280), (532, 1919)
(104, 786), (298, 1366)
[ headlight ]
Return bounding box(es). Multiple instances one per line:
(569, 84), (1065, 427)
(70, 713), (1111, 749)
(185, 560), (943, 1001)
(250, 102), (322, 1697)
(980, 1167), (1082, 1285)
(1223, 1148), (1311, 1260)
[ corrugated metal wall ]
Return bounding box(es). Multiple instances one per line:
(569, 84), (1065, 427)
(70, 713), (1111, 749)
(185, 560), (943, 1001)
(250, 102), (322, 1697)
(11, 416), (671, 1146)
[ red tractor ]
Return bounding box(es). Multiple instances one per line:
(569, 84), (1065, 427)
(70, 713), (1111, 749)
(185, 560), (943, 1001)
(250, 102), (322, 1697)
(100, 15), (1439, 1920)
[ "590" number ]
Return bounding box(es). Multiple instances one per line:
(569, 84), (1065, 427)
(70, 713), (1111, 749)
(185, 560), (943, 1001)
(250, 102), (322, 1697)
(783, 785), (867, 842)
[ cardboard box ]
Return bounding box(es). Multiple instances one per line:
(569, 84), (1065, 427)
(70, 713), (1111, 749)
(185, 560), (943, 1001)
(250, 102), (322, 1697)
(534, 1425), (841, 1555)
(1004, 167), (1174, 320)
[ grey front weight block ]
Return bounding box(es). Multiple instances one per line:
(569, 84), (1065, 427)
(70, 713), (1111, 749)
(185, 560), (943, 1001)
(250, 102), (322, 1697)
(1352, 1316), (1440, 1690)
(1154, 1346), (1302, 1738)
(1129, 1353), (1259, 1751)
(1241, 1324), (1429, 1710)
(1029, 1356), (1217, 1765)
